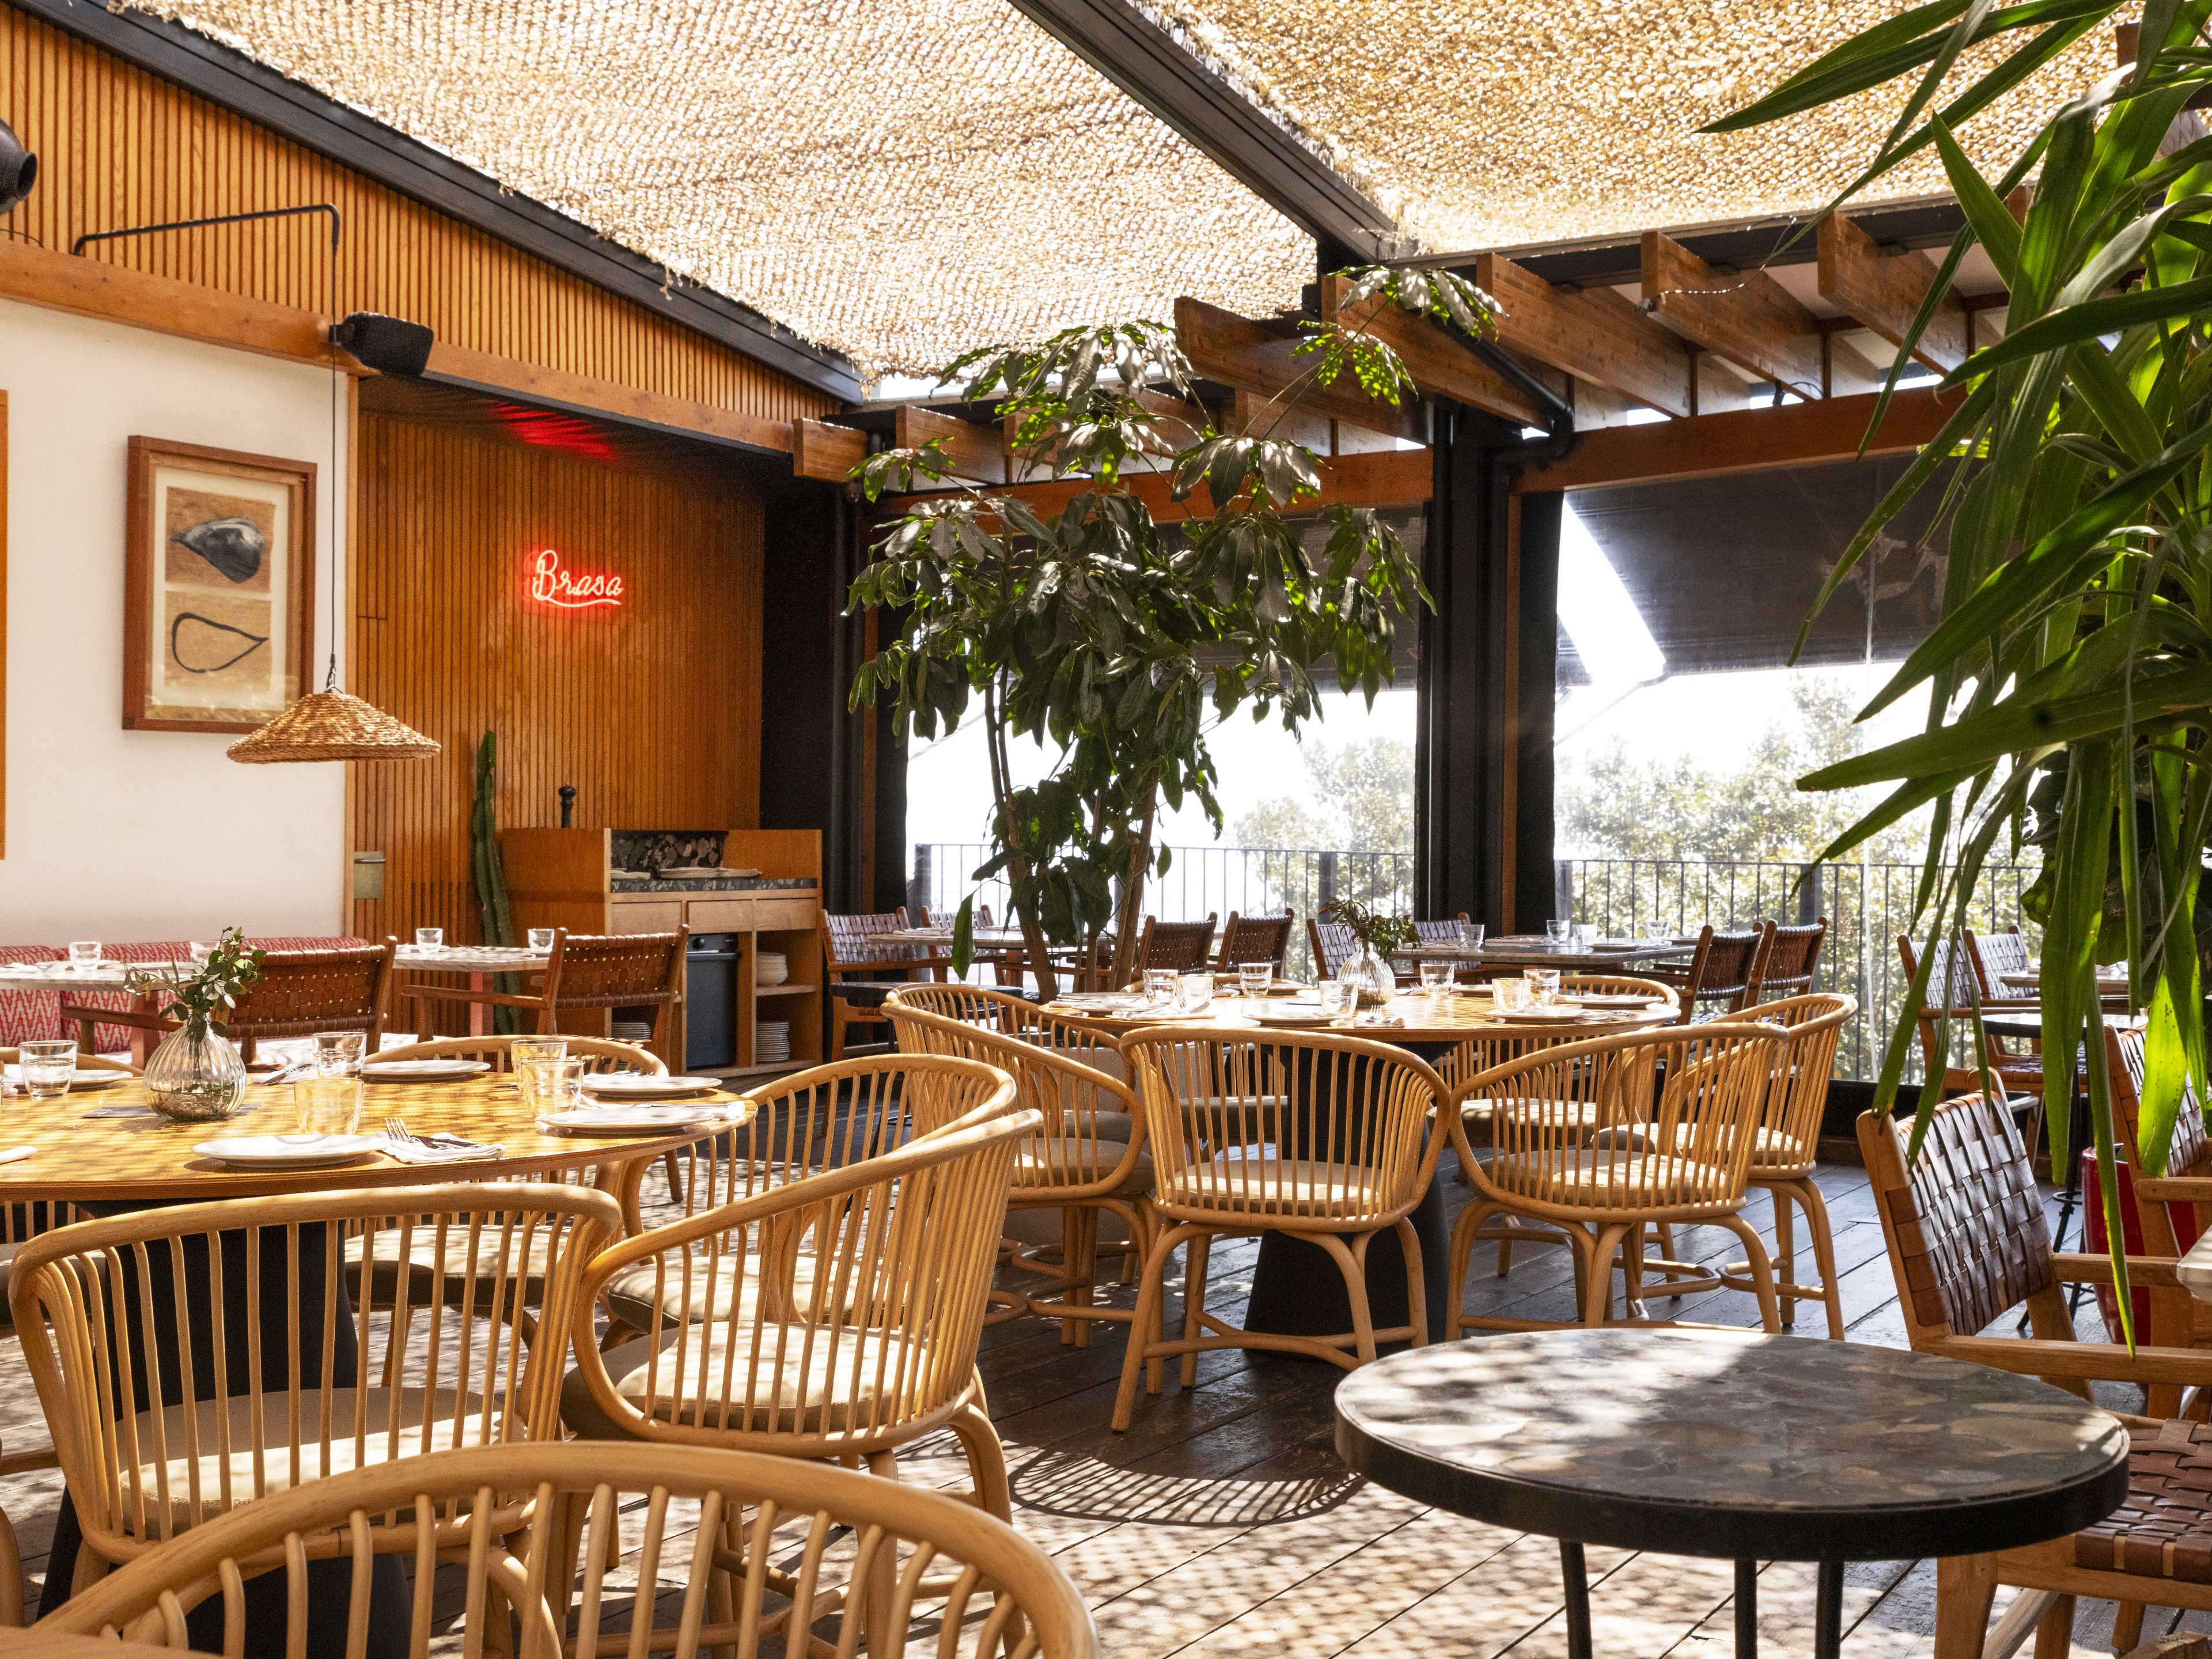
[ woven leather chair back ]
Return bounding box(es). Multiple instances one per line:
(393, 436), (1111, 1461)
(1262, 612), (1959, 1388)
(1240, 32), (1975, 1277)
(1735, 993), (1854, 1170)
(35, 1442), (1096, 1659)
(569, 1101), (1033, 1460)
(1661, 926), (1765, 1020)
(1412, 917), (1466, 945)
(1751, 918), (1827, 1002)
(11, 1183), (619, 1565)
(1966, 925), (2035, 999)
(2109, 1024), (2211, 1178)
(552, 930), (685, 1011)
(1306, 918), (1359, 980)
(825, 908), (920, 970)
(1123, 1029), (1444, 1230)
(887, 986), (1144, 1198)
(1137, 916), (1217, 975)
(1857, 1091), (2056, 1338)
(224, 941), (396, 1044)
(1215, 911), (1294, 972)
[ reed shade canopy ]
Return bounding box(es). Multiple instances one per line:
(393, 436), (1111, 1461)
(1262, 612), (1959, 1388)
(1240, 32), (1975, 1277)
(96, 1), (2098, 382)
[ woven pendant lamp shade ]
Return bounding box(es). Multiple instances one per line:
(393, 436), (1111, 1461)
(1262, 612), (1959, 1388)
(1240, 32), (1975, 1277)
(227, 689), (440, 764)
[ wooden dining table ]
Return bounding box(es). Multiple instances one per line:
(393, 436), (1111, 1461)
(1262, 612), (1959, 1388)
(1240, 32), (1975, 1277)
(1046, 987), (1680, 1346)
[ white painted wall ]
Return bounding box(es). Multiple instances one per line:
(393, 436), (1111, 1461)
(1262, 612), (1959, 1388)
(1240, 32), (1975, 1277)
(0, 296), (347, 944)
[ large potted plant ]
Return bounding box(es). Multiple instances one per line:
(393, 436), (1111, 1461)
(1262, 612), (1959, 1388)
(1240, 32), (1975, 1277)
(849, 270), (1482, 995)
(1712, 0), (2212, 1313)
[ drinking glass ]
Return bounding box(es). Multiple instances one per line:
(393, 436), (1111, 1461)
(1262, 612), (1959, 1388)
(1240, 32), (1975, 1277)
(1524, 967), (1561, 1006)
(313, 1031), (366, 1077)
(1457, 920), (1486, 952)
(292, 1074), (362, 1137)
(414, 927), (445, 954)
(527, 927), (556, 952)
(1418, 961), (1455, 998)
(513, 1039), (571, 1112)
(1237, 961), (1273, 998)
(1571, 923), (1592, 952)
(1544, 920), (1571, 948)
(21, 1039), (76, 1099)
(67, 941), (101, 974)
(524, 1056), (586, 1125)
(1319, 981), (1355, 1018)
(187, 941), (213, 966)
(1176, 972), (1214, 1014)
(1494, 977), (1532, 1013)
(1142, 969), (1177, 1005)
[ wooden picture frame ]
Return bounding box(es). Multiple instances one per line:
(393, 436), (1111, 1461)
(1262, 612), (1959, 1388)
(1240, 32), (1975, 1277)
(124, 435), (316, 733)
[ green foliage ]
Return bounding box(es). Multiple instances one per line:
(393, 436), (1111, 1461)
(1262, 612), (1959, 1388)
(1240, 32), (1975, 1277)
(1317, 895), (1418, 960)
(1714, 0), (2212, 1330)
(471, 729), (520, 1036)
(128, 927), (264, 1041)
(846, 293), (1443, 987)
(1235, 736), (1416, 904)
(1291, 265), (1497, 408)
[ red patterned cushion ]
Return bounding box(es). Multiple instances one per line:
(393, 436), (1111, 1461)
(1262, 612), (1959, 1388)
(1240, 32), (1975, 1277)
(0, 946), (64, 1048)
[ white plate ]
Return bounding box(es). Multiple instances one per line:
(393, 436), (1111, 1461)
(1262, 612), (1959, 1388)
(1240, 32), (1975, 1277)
(3, 1066), (127, 1090)
(581, 1074), (721, 1100)
(194, 1134), (382, 1170)
(1487, 1007), (1589, 1022)
(540, 1105), (730, 1135)
(360, 1059), (492, 1082)
(1248, 1003), (1336, 1025)
(1563, 993), (1661, 1009)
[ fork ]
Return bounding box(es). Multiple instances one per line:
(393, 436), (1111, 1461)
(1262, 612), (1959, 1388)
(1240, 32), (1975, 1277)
(382, 1115), (419, 1147)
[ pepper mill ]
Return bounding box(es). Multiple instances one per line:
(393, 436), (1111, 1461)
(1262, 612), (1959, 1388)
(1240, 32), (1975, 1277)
(558, 784), (576, 828)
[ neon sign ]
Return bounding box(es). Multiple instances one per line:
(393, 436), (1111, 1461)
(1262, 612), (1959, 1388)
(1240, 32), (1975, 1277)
(526, 548), (624, 611)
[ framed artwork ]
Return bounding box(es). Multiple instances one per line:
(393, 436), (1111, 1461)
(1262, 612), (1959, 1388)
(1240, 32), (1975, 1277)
(124, 436), (316, 733)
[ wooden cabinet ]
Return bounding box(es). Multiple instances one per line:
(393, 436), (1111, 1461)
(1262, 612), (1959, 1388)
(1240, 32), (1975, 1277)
(499, 827), (824, 1078)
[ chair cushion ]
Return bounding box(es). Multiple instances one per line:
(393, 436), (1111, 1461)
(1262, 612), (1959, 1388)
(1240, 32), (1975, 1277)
(1482, 1151), (1737, 1206)
(564, 1325), (917, 1440)
(2077, 1418), (2212, 1583)
(603, 1252), (797, 1332)
(1016, 1137), (1153, 1194)
(1158, 1153), (1389, 1216)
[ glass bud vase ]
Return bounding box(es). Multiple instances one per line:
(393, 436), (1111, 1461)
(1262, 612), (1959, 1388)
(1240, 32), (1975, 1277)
(144, 1025), (249, 1123)
(1338, 944), (1396, 1008)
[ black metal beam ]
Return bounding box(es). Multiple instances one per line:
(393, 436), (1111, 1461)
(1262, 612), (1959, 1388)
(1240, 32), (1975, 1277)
(1005, 0), (1399, 259)
(7, 0), (862, 402)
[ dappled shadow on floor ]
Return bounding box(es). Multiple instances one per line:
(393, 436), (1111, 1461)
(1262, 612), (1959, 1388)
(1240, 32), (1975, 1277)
(1011, 1446), (1361, 1527)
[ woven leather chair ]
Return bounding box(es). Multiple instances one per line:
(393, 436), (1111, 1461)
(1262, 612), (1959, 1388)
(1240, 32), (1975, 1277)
(32, 1442), (1096, 1659)
(1965, 923), (2041, 1009)
(1445, 1021), (1786, 1335)
(1214, 910), (1296, 974)
(1898, 932), (2044, 1106)
(1746, 917), (1828, 1002)
(1307, 916), (1359, 981)
(562, 1094), (1034, 1526)
(407, 928), (687, 1058)
(1135, 914), (1218, 975)
(11, 1183), (619, 1600)
(1859, 1090), (2212, 1658)
(67, 941), (397, 1064)
(887, 983), (1153, 1342)
(1649, 925), (1764, 1023)
(1111, 1029), (1446, 1429)
(824, 908), (948, 1058)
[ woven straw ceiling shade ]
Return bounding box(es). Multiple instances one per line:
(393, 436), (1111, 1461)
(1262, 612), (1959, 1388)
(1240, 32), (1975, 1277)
(227, 689), (441, 763)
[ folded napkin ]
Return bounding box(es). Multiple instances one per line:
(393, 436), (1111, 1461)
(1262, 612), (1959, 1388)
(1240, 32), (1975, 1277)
(383, 1133), (505, 1165)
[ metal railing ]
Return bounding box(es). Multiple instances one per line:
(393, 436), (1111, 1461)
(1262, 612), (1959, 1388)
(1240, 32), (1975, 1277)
(910, 843), (2039, 1080)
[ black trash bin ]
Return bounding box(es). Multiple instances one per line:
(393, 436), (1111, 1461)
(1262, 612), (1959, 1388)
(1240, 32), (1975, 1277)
(685, 933), (739, 1071)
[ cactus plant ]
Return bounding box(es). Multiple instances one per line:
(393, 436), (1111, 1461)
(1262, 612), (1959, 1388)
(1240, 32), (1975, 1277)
(470, 730), (518, 1035)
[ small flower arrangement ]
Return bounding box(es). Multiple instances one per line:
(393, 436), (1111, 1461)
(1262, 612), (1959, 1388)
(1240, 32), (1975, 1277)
(1318, 897), (1416, 960)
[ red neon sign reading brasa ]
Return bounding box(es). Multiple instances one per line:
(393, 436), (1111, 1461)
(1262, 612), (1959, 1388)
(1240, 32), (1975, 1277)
(527, 548), (624, 611)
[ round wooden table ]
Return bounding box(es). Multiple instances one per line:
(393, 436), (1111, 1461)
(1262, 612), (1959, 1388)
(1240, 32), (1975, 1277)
(1334, 1330), (2130, 1659)
(1051, 990), (1680, 1345)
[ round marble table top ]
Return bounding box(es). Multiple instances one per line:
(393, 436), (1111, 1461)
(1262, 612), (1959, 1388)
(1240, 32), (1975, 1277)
(1333, 1329), (2130, 1561)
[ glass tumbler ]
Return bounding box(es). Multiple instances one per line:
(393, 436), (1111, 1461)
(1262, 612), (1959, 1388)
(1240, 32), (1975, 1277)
(1318, 980), (1355, 1018)
(1419, 961), (1455, 998)
(314, 1031), (367, 1077)
(21, 1039), (77, 1099)
(1494, 977), (1532, 1013)
(293, 1074), (362, 1137)
(1176, 973), (1215, 1014)
(1545, 920), (1571, 948)
(527, 927), (557, 952)
(415, 927), (445, 953)
(67, 941), (101, 974)
(513, 1039), (572, 1112)
(1524, 967), (1562, 1006)
(1457, 921), (1486, 952)
(1237, 962), (1274, 998)
(523, 1057), (586, 1126)
(1142, 969), (1177, 1004)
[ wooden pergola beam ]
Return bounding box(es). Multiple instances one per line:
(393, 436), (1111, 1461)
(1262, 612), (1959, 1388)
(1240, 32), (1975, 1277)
(1641, 232), (1825, 400)
(793, 418), (868, 482)
(1318, 275), (1541, 427)
(1818, 211), (1970, 374)
(1176, 297), (1426, 444)
(1473, 254), (1693, 418)
(894, 406), (1007, 484)
(876, 443), (1432, 520)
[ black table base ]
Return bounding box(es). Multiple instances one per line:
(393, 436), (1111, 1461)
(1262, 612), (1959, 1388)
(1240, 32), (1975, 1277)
(1555, 1544), (1842, 1659)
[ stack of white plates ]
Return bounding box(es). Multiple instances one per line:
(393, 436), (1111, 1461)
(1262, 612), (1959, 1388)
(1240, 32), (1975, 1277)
(612, 1020), (653, 1043)
(756, 1019), (791, 1064)
(756, 952), (788, 987)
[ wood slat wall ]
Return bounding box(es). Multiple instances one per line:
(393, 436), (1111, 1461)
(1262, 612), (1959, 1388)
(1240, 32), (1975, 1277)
(0, 2), (836, 427)
(349, 407), (763, 945)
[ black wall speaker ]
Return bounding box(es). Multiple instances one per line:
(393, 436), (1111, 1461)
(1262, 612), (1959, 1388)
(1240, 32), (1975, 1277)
(331, 311), (435, 376)
(0, 117), (36, 215)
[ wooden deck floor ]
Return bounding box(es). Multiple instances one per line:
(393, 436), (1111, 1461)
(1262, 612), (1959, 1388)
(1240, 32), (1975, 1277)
(0, 1150), (2185, 1654)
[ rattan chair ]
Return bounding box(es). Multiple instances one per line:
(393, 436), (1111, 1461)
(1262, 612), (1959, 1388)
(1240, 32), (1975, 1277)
(407, 929), (688, 1059)
(10, 1184), (619, 1599)
(1110, 1029), (1446, 1429)
(1445, 1021), (1786, 1335)
(1214, 910), (1296, 974)
(824, 908), (949, 1058)
(369, 1034), (666, 1075)
(1858, 1090), (2212, 1658)
(1649, 926), (1764, 1022)
(1135, 915), (1218, 975)
(1746, 917), (1828, 1002)
(31, 1441), (1097, 1658)
(1707, 993), (1855, 1336)
(887, 983), (1152, 1342)
(65, 941), (397, 1063)
(563, 1083), (1032, 1527)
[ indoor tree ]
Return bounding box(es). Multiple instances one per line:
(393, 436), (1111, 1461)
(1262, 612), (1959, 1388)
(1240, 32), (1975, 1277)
(1711, 0), (2212, 1319)
(846, 270), (1476, 994)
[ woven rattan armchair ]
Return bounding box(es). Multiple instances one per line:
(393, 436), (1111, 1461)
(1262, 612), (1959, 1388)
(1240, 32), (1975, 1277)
(1110, 1029), (1446, 1430)
(562, 1099), (1034, 1525)
(31, 1442), (1096, 1658)
(1445, 1021), (1786, 1336)
(887, 983), (1153, 1343)
(1214, 910), (1296, 974)
(66, 941), (397, 1063)
(10, 1183), (619, 1601)
(1859, 1090), (2212, 1658)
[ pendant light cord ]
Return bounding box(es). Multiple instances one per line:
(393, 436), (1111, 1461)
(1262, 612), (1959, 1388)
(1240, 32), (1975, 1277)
(326, 212), (343, 695)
